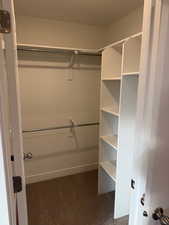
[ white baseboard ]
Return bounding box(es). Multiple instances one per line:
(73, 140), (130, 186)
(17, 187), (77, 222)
(26, 162), (98, 184)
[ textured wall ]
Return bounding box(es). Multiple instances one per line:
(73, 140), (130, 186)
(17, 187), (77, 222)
(105, 6), (143, 45)
(16, 16), (106, 49)
(16, 6), (143, 49)
(18, 51), (100, 183)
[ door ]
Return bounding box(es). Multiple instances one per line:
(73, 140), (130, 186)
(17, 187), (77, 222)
(0, 0), (28, 225)
(130, 0), (169, 225)
(0, 34), (16, 225)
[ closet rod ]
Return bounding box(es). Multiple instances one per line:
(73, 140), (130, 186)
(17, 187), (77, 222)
(17, 47), (101, 57)
(22, 122), (99, 133)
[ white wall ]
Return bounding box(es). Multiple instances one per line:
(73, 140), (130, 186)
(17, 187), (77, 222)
(18, 51), (100, 183)
(16, 16), (106, 49)
(105, 6), (143, 44)
(16, 6), (143, 50)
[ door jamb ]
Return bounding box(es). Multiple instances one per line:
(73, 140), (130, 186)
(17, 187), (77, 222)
(0, 36), (16, 225)
(129, 0), (163, 224)
(0, 0), (28, 224)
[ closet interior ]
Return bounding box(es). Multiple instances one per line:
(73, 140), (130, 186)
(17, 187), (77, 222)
(14, 0), (144, 225)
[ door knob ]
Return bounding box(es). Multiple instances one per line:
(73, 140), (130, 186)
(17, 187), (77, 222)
(152, 208), (169, 225)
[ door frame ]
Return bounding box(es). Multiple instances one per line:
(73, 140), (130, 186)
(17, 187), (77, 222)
(0, 0), (28, 225)
(0, 35), (16, 225)
(0, 0), (165, 225)
(129, 0), (166, 225)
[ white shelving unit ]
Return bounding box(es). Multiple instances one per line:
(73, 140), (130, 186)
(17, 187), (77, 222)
(100, 161), (116, 182)
(100, 135), (118, 150)
(99, 33), (142, 219)
(101, 106), (119, 117)
(102, 77), (121, 81)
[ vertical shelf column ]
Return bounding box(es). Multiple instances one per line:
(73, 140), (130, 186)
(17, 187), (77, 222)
(114, 34), (142, 219)
(114, 74), (139, 218)
(99, 43), (123, 194)
(99, 33), (142, 220)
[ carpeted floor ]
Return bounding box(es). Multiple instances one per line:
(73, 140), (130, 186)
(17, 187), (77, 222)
(26, 170), (115, 225)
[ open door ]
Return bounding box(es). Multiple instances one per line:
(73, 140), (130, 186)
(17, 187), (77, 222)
(0, 34), (16, 225)
(130, 0), (169, 225)
(0, 0), (28, 225)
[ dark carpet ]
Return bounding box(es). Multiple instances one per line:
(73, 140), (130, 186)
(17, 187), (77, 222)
(26, 170), (115, 225)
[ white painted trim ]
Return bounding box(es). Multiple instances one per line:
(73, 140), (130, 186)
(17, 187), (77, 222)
(122, 72), (139, 76)
(0, 20), (16, 225)
(129, 0), (161, 225)
(99, 32), (143, 51)
(17, 43), (100, 54)
(2, 0), (28, 224)
(17, 32), (143, 55)
(26, 163), (98, 184)
(0, 137), (12, 225)
(0, 55), (15, 225)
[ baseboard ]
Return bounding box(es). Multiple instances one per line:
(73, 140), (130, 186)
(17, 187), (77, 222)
(26, 162), (98, 184)
(114, 215), (129, 225)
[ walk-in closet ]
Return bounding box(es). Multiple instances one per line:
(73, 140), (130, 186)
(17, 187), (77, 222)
(13, 0), (144, 225)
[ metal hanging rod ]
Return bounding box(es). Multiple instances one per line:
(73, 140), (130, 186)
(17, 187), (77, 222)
(18, 51), (101, 70)
(22, 122), (99, 133)
(18, 63), (100, 70)
(17, 45), (101, 57)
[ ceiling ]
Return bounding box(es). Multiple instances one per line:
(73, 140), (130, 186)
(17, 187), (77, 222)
(14, 0), (143, 26)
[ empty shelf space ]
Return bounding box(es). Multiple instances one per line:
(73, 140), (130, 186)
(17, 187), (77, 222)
(101, 46), (123, 77)
(100, 135), (118, 150)
(101, 81), (120, 115)
(102, 77), (121, 81)
(122, 35), (142, 74)
(100, 161), (116, 182)
(101, 106), (119, 116)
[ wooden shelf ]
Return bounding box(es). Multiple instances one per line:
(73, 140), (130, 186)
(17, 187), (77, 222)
(102, 77), (121, 81)
(99, 32), (142, 52)
(101, 106), (119, 117)
(100, 161), (116, 182)
(17, 43), (101, 56)
(100, 135), (118, 150)
(122, 72), (139, 76)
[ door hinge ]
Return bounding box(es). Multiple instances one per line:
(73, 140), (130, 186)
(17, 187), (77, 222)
(11, 155), (14, 161)
(140, 193), (145, 206)
(13, 176), (22, 193)
(131, 179), (135, 189)
(0, 10), (11, 33)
